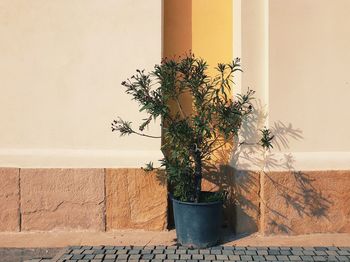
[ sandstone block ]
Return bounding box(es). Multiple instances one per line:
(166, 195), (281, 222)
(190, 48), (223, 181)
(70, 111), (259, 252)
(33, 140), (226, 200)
(263, 171), (350, 235)
(106, 168), (167, 230)
(232, 170), (260, 234)
(203, 166), (260, 234)
(21, 168), (105, 231)
(0, 168), (20, 231)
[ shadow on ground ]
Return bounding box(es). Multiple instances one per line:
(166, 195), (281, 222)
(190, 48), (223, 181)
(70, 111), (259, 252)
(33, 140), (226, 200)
(0, 248), (61, 262)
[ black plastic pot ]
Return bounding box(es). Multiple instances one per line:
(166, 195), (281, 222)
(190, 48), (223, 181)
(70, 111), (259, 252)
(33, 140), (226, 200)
(172, 193), (223, 248)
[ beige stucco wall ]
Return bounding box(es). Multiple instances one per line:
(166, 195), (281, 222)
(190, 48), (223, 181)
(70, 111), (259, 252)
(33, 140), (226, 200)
(0, 0), (162, 167)
(238, 0), (350, 171)
(269, 0), (350, 153)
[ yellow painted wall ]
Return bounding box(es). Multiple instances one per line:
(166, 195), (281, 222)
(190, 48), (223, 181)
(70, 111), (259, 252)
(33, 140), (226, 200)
(192, 0), (233, 71)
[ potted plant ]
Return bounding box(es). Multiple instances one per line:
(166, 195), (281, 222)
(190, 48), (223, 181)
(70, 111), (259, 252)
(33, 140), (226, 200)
(112, 54), (273, 248)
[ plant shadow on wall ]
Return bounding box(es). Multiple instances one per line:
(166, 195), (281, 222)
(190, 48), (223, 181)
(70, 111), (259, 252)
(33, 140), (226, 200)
(203, 100), (332, 238)
(111, 54), (331, 241)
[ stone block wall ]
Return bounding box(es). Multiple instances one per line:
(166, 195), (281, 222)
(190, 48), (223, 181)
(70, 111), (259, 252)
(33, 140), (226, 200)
(0, 167), (349, 235)
(0, 168), (167, 232)
(202, 169), (350, 236)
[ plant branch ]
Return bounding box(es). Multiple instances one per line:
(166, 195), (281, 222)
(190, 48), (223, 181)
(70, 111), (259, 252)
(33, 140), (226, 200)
(131, 130), (161, 139)
(175, 96), (187, 119)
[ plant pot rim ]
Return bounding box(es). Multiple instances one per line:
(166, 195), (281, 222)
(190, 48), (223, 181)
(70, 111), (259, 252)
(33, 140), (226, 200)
(171, 193), (223, 206)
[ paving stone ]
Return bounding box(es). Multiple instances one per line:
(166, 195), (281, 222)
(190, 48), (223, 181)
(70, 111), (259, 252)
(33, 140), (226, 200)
(71, 254), (84, 260)
(204, 254), (216, 260)
(215, 254), (228, 260)
(265, 255), (277, 261)
(93, 249), (105, 254)
(223, 246), (236, 250)
(326, 256), (339, 261)
(83, 254), (95, 259)
(276, 255), (289, 261)
(141, 249), (153, 254)
(314, 247), (328, 251)
(61, 254), (73, 259)
(72, 249), (83, 254)
(280, 247), (291, 251)
(300, 255), (314, 261)
(304, 247), (316, 251)
(252, 255), (266, 261)
(180, 254), (192, 259)
(129, 254), (142, 259)
(142, 254), (155, 259)
(128, 249), (140, 254)
(291, 247), (304, 251)
(314, 251), (327, 256)
(83, 249), (94, 254)
(313, 255), (327, 261)
(153, 249), (165, 254)
(104, 254), (117, 259)
(154, 254), (167, 259)
(40, 245), (350, 262)
(326, 250), (338, 256)
(192, 254), (204, 260)
(291, 250), (303, 256)
(257, 250), (268, 256)
(289, 255), (301, 261)
(336, 256), (349, 261)
(303, 250), (315, 256)
(327, 247), (339, 251)
(279, 250), (292, 255)
(167, 254), (181, 259)
(105, 249), (117, 254)
(229, 255), (241, 260)
(116, 254), (128, 260)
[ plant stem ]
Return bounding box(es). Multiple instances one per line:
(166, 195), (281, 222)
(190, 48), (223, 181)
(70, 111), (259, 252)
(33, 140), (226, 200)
(132, 130), (161, 139)
(193, 146), (202, 203)
(175, 97), (186, 119)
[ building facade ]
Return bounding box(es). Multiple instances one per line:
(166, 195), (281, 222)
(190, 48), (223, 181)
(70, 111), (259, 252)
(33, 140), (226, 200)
(0, 0), (349, 235)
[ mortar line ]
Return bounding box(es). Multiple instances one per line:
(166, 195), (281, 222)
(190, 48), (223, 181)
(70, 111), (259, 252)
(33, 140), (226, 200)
(103, 168), (107, 232)
(18, 168), (22, 232)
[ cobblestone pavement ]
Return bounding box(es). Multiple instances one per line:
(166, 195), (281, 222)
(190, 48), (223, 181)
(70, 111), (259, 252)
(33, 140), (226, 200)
(0, 248), (61, 262)
(50, 245), (350, 262)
